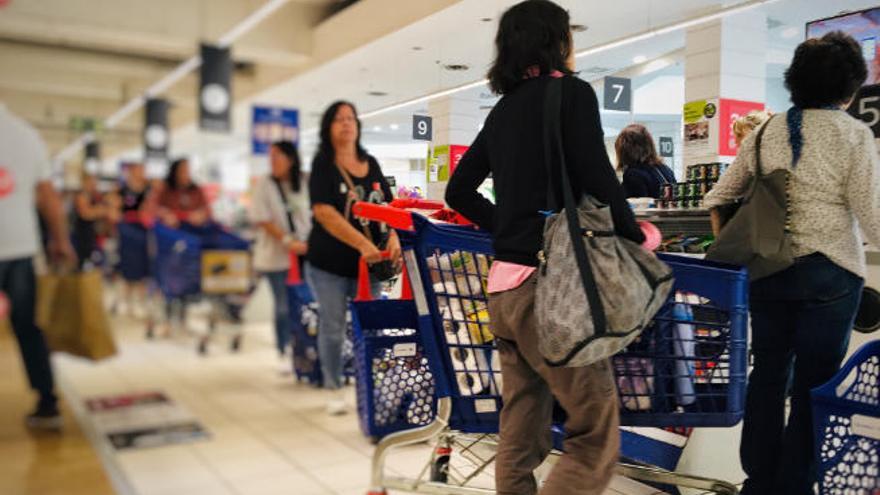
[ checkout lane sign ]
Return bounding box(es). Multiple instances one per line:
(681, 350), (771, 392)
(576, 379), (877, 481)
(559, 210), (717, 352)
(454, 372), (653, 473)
(251, 106), (299, 155)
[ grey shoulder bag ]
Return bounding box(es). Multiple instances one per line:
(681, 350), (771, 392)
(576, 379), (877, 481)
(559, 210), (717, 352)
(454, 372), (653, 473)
(534, 78), (674, 368)
(705, 116), (793, 281)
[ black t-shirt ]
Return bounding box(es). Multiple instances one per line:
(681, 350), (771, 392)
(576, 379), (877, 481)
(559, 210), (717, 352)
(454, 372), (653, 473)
(120, 184), (149, 213)
(307, 152), (393, 278)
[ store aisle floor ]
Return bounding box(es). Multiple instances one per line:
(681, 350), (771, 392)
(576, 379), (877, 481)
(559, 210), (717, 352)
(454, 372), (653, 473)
(45, 291), (658, 495)
(0, 322), (115, 495)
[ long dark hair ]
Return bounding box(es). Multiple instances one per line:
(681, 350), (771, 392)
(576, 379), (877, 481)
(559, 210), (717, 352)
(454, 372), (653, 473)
(271, 140), (303, 192)
(487, 0), (574, 95)
(615, 124), (665, 171)
(165, 158), (195, 190)
(318, 101), (368, 163)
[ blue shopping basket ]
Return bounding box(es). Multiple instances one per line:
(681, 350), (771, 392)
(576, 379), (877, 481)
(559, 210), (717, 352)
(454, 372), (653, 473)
(153, 223), (202, 298)
(117, 222), (151, 282)
(812, 340), (880, 494)
(351, 298), (436, 440)
(354, 202), (749, 436)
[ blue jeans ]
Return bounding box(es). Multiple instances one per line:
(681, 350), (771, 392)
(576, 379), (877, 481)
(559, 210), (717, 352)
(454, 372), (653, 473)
(263, 270), (291, 356)
(305, 263), (380, 389)
(0, 258), (56, 408)
(740, 254), (863, 495)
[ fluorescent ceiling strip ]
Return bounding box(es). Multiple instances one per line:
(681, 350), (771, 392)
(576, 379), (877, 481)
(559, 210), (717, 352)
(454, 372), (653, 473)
(354, 0), (778, 122)
(54, 0), (292, 163)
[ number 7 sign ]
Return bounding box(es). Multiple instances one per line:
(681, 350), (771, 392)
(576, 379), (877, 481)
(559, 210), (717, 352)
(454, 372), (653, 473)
(603, 76), (632, 112)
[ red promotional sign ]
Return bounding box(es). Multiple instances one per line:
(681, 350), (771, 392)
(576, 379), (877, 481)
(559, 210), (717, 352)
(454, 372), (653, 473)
(719, 99), (765, 156)
(449, 145), (469, 176)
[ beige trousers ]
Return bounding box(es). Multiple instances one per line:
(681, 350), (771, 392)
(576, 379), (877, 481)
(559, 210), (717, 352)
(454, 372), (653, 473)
(488, 275), (619, 495)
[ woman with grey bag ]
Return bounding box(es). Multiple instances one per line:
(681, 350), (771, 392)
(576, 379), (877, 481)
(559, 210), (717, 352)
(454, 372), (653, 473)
(445, 1), (650, 493)
(704, 31), (880, 494)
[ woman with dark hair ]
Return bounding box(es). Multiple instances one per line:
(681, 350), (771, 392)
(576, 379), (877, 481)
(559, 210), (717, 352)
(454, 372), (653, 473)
(307, 101), (398, 414)
(616, 124), (676, 198)
(156, 158), (211, 228)
(250, 141), (310, 368)
(446, 1), (645, 493)
(72, 172), (117, 269)
(704, 31), (880, 494)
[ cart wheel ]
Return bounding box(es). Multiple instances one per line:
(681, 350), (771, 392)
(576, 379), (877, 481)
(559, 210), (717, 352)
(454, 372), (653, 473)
(430, 447), (452, 483)
(230, 335), (242, 353)
(197, 337), (209, 356)
(369, 436), (380, 446)
(145, 322), (155, 340)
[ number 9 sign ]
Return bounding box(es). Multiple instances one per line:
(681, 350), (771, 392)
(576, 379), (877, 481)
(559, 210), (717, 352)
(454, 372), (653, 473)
(412, 115), (433, 141)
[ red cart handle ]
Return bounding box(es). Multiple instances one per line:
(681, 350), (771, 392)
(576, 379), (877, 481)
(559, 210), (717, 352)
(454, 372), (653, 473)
(388, 198), (444, 210)
(355, 251), (413, 302)
(352, 202), (417, 231)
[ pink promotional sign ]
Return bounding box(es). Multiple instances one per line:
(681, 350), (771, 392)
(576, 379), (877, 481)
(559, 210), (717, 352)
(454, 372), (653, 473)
(719, 98), (765, 157)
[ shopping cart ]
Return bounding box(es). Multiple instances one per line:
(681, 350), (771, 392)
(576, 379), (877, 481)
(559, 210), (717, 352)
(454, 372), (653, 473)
(354, 202), (749, 495)
(812, 340), (880, 495)
(152, 222), (252, 354)
(286, 254), (358, 385)
(351, 254), (437, 442)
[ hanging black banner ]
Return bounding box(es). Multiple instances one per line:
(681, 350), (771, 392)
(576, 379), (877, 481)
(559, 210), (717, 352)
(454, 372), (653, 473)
(144, 98), (169, 160)
(199, 44), (232, 132)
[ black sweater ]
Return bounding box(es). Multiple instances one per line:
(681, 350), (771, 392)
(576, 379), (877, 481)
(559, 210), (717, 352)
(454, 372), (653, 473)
(446, 75), (644, 267)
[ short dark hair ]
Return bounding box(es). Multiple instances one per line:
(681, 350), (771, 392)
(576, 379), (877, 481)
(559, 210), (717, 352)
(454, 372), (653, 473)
(318, 101), (368, 162)
(785, 31), (867, 109)
(165, 158), (194, 190)
(487, 0), (574, 95)
(615, 124), (664, 171)
(271, 140), (303, 192)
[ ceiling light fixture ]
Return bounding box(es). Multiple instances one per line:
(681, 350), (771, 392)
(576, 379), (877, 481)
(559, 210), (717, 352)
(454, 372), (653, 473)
(55, 0), (293, 164)
(443, 64), (470, 72)
(372, 125), (382, 132)
(571, 24), (589, 33)
(633, 55), (648, 64)
(389, 123), (400, 131)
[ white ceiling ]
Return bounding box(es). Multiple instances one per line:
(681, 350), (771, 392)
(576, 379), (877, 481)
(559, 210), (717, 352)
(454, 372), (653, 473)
(119, 0), (880, 166)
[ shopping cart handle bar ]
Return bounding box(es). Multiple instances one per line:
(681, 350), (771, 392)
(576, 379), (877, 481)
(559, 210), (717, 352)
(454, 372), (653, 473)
(352, 202), (415, 231)
(388, 198), (444, 210)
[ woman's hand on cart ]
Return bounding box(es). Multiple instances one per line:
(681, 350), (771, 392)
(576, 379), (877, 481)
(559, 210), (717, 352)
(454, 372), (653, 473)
(287, 239), (308, 256)
(358, 239), (385, 265)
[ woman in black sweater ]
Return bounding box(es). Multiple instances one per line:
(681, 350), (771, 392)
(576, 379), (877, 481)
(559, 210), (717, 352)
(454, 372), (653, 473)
(445, 1), (643, 494)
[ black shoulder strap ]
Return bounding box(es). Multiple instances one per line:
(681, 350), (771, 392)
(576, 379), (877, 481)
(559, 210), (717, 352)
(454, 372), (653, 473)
(542, 77), (608, 336)
(754, 115), (774, 177)
(270, 177), (296, 233)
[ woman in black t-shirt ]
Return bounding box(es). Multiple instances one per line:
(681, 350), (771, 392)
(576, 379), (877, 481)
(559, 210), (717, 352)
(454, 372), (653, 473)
(306, 101), (399, 414)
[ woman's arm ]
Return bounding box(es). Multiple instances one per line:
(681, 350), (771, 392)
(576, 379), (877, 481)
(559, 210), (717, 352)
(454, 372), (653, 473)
(75, 192), (109, 221)
(703, 133), (757, 210)
(846, 125), (880, 248)
(564, 79), (644, 244)
(445, 130), (495, 230)
(313, 204), (381, 262)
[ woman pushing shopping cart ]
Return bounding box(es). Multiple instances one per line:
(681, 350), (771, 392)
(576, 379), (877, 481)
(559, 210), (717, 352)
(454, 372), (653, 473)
(351, 200), (748, 495)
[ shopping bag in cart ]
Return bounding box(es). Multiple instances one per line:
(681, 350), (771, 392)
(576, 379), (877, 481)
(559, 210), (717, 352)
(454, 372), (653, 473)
(37, 270), (116, 361)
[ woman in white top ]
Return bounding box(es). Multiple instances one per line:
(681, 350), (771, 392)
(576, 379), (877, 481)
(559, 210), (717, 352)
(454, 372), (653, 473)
(250, 141), (310, 362)
(704, 32), (879, 494)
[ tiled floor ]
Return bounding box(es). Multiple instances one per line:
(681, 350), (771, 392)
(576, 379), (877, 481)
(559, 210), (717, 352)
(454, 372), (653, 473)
(0, 323), (115, 495)
(48, 284), (717, 495)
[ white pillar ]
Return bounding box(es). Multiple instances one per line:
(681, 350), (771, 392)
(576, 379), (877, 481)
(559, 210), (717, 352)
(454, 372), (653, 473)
(425, 94), (481, 201)
(683, 11), (767, 166)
